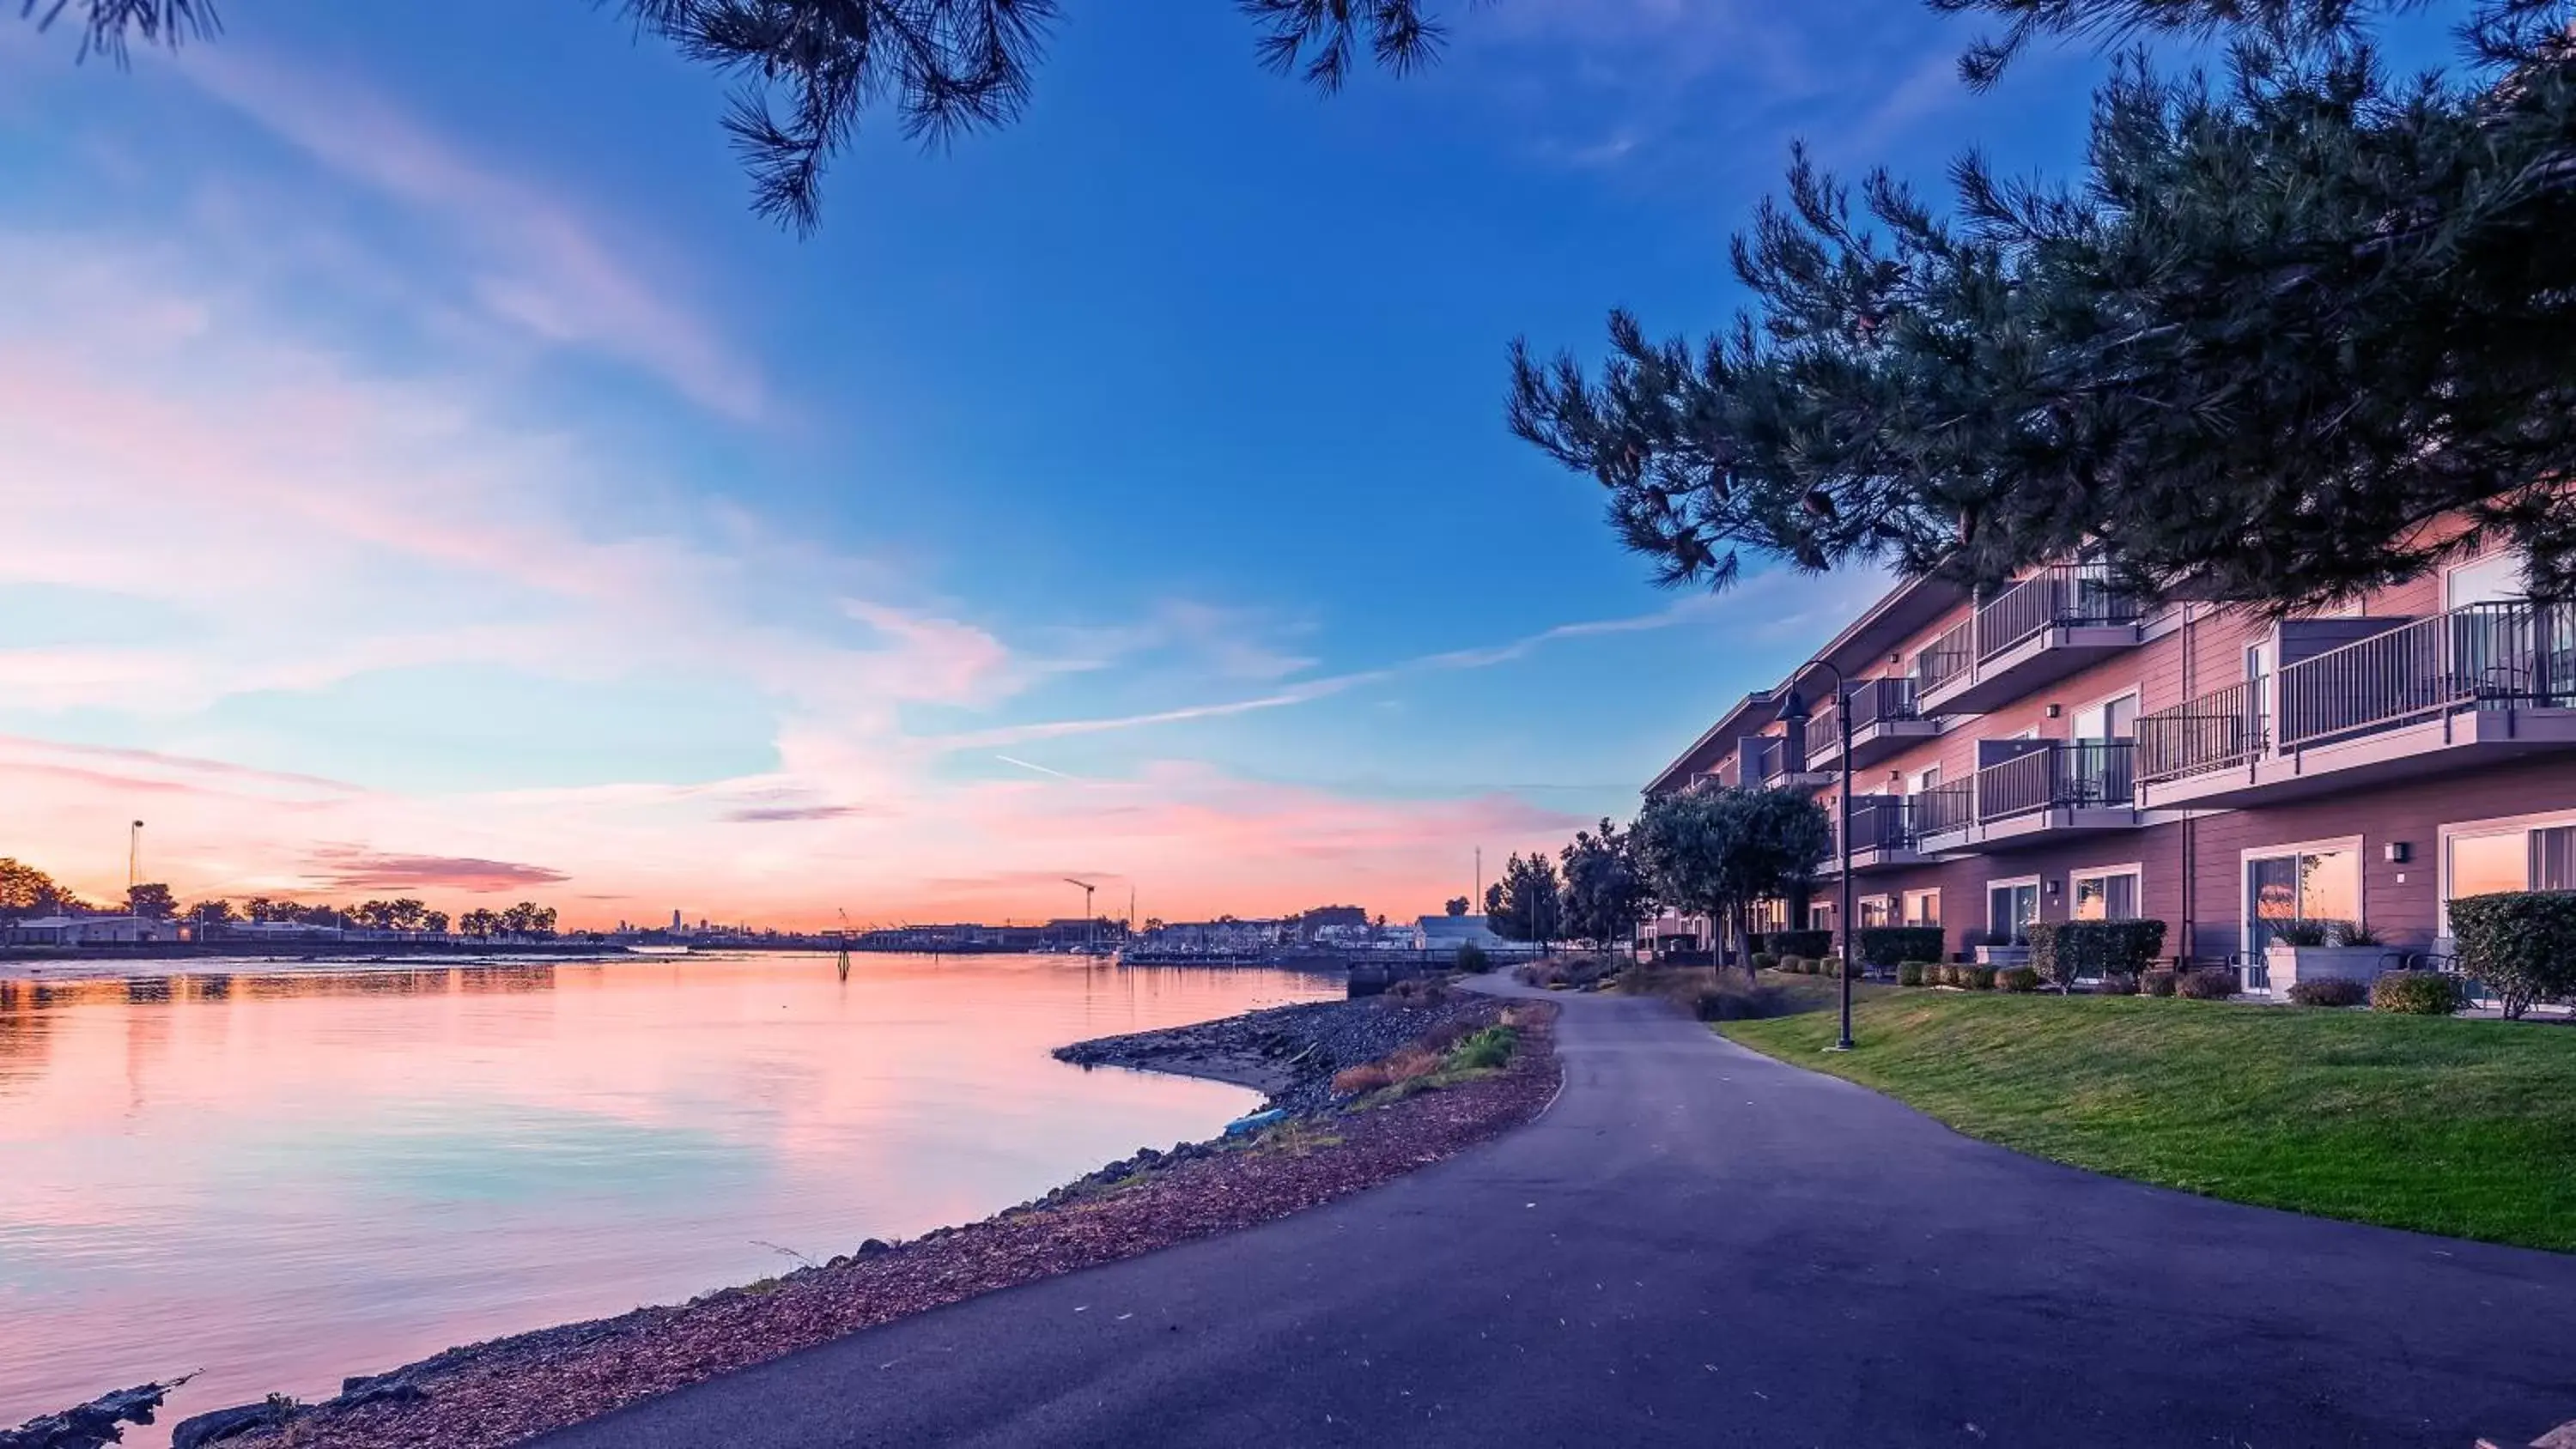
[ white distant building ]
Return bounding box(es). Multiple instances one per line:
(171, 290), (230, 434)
(1414, 914), (1507, 952)
(1, 915), (180, 947)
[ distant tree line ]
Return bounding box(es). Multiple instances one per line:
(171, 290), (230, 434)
(0, 858), (562, 937)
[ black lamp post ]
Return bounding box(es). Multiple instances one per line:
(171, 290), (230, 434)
(1777, 664), (1857, 1052)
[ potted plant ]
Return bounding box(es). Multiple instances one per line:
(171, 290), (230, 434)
(1966, 926), (2031, 967)
(2261, 920), (2395, 991)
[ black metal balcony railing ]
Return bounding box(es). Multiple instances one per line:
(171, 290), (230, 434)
(2276, 601), (2576, 749)
(2135, 602), (2576, 783)
(1912, 779), (1975, 838)
(1741, 736), (1785, 785)
(1814, 678), (1923, 748)
(2136, 680), (2267, 784)
(1836, 795), (1915, 856)
(1912, 620), (1973, 695)
(1975, 563), (2147, 662)
(1976, 740), (2136, 822)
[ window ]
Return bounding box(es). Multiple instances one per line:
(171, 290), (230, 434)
(2074, 690), (2141, 742)
(2441, 812), (2576, 931)
(2072, 865), (2142, 921)
(1911, 765), (1941, 794)
(1986, 878), (2038, 941)
(1859, 896), (1894, 929)
(1808, 902), (1837, 932)
(1903, 888), (1941, 927)
(2245, 640), (2272, 684)
(2243, 840), (2361, 952)
(2446, 549), (2528, 609)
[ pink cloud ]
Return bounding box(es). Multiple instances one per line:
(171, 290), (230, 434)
(175, 49), (769, 421)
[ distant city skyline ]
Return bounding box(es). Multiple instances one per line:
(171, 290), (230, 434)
(1, 0), (2327, 928)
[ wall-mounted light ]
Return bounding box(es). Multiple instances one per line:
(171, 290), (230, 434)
(2385, 841), (2412, 864)
(2045, 878), (2061, 898)
(2044, 703), (2063, 718)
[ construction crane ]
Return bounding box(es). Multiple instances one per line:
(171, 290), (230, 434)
(835, 908), (853, 981)
(1064, 878), (1098, 956)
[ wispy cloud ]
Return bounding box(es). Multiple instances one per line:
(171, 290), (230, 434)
(173, 49), (768, 421)
(994, 755), (1078, 780)
(304, 848), (572, 894)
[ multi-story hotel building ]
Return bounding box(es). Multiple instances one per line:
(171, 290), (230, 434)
(1642, 550), (2576, 976)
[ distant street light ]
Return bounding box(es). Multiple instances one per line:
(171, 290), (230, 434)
(1776, 665), (1857, 1052)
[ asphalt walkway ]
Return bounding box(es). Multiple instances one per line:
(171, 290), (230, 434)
(538, 983), (2576, 1448)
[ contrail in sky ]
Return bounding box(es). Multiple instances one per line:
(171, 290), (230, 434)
(995, 755), (1078, 779)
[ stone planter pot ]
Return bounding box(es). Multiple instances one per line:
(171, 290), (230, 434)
(2263, 944), (2392, 990)
(1975, 945), (2031, 967)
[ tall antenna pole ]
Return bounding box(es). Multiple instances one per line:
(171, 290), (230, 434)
(1474, 846), (1481, 914)
(1064, 878), (1098, 956)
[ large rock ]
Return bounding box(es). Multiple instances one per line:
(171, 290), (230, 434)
(168, 1402), (279, 1449)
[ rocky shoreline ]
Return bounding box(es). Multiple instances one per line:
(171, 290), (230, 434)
(129, 990), (1556, 1449)
(1053, 988), (1498, 1113)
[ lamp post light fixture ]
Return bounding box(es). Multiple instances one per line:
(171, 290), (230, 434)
(1776, 665), (1858, 1052)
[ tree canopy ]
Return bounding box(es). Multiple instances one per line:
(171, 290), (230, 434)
(1558, 818), (1656, 949)
(1633, 787), (1831, 961)
(1510, 0), (2576, 614)
(28, 0), (1459, 233)
(1483, 852), (1564, 946)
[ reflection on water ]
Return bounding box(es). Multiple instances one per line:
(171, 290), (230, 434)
(0, 954), (1336, 1444)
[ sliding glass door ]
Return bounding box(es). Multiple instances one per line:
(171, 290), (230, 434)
(2244, 845), (2360, 952)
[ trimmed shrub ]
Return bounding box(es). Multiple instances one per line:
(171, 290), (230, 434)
(2267, 919), (2333, 947)
(2026, 919), (2171, 993)
(1996, 965), (2042, 992)
(1896, 961), (1927, 987)
(2371, 970), (2466, 1016)
(2141, 967), (2179, 997)
(1965, 965), (1998, 991)
(1454, 943), (1492, 974)
(2096, 971), (2141, 997)
(1856, 926), (1944, 968)
(2448, 889), (2576, 1020)
(2177, 967), (2237, 1000)
(1820, 956), (1844, 979)
(2286, 977), (2368, 1008)
(1751, 951), (1782, 973)
(1752, 930), (1835, 960)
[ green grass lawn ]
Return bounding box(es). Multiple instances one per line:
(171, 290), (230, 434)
(1722, 992), (2576, 1252)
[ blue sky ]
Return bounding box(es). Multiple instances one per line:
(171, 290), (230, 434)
(0, 0), (2232, 924)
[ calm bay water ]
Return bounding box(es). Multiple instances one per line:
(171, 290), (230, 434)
(0, 953), (1338, 1442)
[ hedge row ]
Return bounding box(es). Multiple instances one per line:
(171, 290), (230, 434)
(2025, 919), (2168, 991)
(1750, 930), (1834, 961)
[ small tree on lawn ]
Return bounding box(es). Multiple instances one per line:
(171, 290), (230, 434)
(1559, 818), (1656, 957)
(1484, 853), (1564, 952)
(1635, 786), (1832, 972)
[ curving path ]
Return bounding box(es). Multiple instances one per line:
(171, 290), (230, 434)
(538, 984), (2576, 1448)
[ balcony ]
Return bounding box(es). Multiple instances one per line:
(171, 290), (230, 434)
(1917, 740), (2141, 852)
(1917, 564), (2150, 716)
(2136, 602), (2576, 808)
(1817, 795), (1932, 876)
(1807, 678), (1941, 772)
(1740, 732), (1832, 791)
